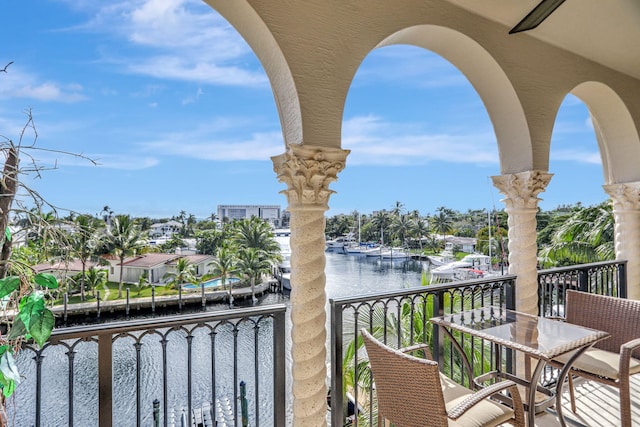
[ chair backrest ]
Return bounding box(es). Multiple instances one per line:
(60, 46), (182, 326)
(360, 328), (448, 427)
(565, 290), (640, 357)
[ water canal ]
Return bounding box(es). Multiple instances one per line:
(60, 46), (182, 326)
(9, 252), (430, 426)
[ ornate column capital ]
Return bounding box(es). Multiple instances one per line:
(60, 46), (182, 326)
(271, 144), (350, 212)
(604, 181), (640, 211)
(491, 170), (553, 211)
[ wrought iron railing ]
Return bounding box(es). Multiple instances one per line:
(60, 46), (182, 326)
(329, 276), (517, 427)
(537, 260), (627, 317)
(10, 305), (287, 427)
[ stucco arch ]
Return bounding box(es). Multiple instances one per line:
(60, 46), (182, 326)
(367, 24), (533, 174)
(569, 81), (640, 185)
(203, 0), (302, 147)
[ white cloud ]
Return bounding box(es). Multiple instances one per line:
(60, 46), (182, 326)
(551, 149), (601, 165)
(73, 0), (268, 87)
(32, 150), (160, 170)
(0, 66), (87, 102)
(342, 115), (498, 166)
(141, 130), (284, 161)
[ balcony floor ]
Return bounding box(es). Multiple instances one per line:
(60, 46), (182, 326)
(524, 375), (640, 426)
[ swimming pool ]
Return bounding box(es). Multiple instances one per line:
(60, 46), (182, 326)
(181, 277), (240, 290)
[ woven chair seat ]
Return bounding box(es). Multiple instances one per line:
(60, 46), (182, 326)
(553, 348), (640, 380)
(441, 374), (516, 427)
(548, 290), (640, 427)
(361, 328), (525, 427)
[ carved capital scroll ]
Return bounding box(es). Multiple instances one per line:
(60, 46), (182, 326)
(272, 144), (350, 211)
(604, 181), (640, 211)
(491, 170), (553, 211)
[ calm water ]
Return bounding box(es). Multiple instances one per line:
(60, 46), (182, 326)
(10, 251), (430, 426)
(324, 251), (428, 298)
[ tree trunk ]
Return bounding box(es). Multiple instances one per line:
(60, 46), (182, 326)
(0, 146), (19, 279)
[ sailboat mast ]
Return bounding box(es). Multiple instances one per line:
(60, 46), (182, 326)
(488, 210), (492, 259)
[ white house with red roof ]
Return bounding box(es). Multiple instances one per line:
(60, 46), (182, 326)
(104, 253), (214, 285)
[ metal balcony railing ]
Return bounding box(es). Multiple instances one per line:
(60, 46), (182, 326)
(329, 275), (517, 427)
(10, 305), (287, 427)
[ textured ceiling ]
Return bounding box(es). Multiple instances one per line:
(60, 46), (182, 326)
(448, 0), (640, 80)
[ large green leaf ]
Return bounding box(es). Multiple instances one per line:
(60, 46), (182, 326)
(4, 227), (10, 242)
(34, 273), (58, 289)
(6, 317), (27, 340)
(0, 276), (20, 299)
(28, 308), (55, 347)
(18, 292), (46, 329)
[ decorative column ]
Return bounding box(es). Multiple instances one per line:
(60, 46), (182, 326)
(272, 144), (349, 426)
(492, 171), (553, 315)
(604, 182), (640, 301)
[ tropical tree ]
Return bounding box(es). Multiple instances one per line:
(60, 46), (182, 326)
(67, 214), (103, 301)
(85, 266), (107, 298)
(538, 202), (614, 267)
(412, 218), (430, 251)
(136, 271), (150, 296)
(233, 217), (281, 258)
(431, 206), (454, 243)
(371, 211), (392, 245)
(163, 257), (197, 289)
(237, 247), (273, 303)
(105, 214), (148, 298)
(389, 214), (414, 247)
(195, 228), (227, 255)
(209, 245), (238, 307)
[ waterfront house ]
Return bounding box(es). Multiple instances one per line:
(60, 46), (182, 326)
(149, 220), (183, 238)
(32, 259), (103, 285)
(103, 253), (214, 285)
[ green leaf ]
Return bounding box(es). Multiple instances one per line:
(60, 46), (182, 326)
(6, 317), (28, 340)
(4, 227), (10, 242)
(28, 308), (55, 347)
(0, 276), (20, 299)
(0, 351), (20, 385)
(18, 292), (46, 329)
(34, 273), (58, 289)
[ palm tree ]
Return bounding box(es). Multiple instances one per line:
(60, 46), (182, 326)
(85, 266), (107, 298)
(68, 214), (102, 301)
(389, 214), (414, 247)
(431, 207), (454, 244)
(371, 211), (392, 245)
(233, 217), (281, 258)
(237, 247), (273, 303)
(209, 245), (238, 307)
(538, 202), (614, 267)
(105, 214), (147, 298)
(412, 218), (429, 251)
(163, 257), (197, 289)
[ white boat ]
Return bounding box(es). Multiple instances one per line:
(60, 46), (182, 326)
(427, 242), (455, 266)
(430, 253), (494, 281)
(344, 245), (364, 255)
(379, 248), (411, 260)
(326, 233), (356, 251)
(363, 246), (386, 257)
(274, 228), (291, 273)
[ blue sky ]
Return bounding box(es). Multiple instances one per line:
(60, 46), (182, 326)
(1, 0), (607, 220)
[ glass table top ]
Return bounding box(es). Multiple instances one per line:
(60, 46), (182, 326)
(430, 307), (610, 360)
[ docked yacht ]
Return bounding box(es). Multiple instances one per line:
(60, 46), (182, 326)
(427, 242), (455, 266)
(379, 248), (411, 260)
(430, 253), (494, 281)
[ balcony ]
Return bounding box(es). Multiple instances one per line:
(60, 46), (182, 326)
(11, 260), (634, 426)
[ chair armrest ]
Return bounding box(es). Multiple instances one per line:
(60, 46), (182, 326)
(448, 380), (523, 421)
(399, 343), (433, 360)
(619, 337), (640, 377)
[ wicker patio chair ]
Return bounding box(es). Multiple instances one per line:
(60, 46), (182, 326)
(361, 328), (525, 427)
(549, 290), (640, 427)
